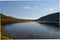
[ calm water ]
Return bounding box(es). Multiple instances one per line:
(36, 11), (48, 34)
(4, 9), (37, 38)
(3, 22), (60, 39)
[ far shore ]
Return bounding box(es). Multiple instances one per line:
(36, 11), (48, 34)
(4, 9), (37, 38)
(33, 21), (59, 23)
(1, 19), (59, 25)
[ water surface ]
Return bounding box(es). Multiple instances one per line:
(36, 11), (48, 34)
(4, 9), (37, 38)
(3, 22), (60, 39)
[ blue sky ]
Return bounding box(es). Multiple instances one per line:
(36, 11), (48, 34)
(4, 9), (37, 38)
(0, 0), (59, 19)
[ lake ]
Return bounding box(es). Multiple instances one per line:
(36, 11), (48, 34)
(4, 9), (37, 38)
(2, 22), (60, 39)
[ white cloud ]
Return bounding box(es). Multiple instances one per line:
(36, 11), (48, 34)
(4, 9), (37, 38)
(23, 6), (37, 10)
(46, 8), (55, 11)
(23, 6), (30, 9)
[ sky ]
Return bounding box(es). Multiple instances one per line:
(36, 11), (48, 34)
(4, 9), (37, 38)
(0, 0), (59, 19)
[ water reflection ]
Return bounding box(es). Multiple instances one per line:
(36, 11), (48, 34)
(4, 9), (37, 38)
(38, 22), (59, 27)
(3, 22), (60, 39)
(38, 22), (59, 30)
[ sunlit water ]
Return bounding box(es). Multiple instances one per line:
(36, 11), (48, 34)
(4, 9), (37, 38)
(3, 22), (60, 39)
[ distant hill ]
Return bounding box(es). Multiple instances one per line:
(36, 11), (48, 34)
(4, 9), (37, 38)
(0, 13), (32, 24)
(37, 12), (59, 22)
(0, 13), (17, 20)
(0, 12), (59, 24)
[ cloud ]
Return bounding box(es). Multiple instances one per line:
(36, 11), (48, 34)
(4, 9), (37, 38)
(23, 6), (37, 10)
(46, 8), (55, 11)
(23, 6), (30, 9)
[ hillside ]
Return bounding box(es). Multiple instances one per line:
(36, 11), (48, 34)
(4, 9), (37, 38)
(0, 13), (17, 20)
(37, 12), (59, 22)
(0, 13), (32, 24)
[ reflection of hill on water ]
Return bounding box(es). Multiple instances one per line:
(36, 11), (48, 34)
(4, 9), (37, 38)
(38, 22), (59, 28)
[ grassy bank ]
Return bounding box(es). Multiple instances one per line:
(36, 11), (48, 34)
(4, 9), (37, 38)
(1, 25), (14, 40)
(0, 25), (10, 39)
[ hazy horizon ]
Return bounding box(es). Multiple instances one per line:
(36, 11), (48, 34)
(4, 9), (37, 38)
(0, 0), (59, 19)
